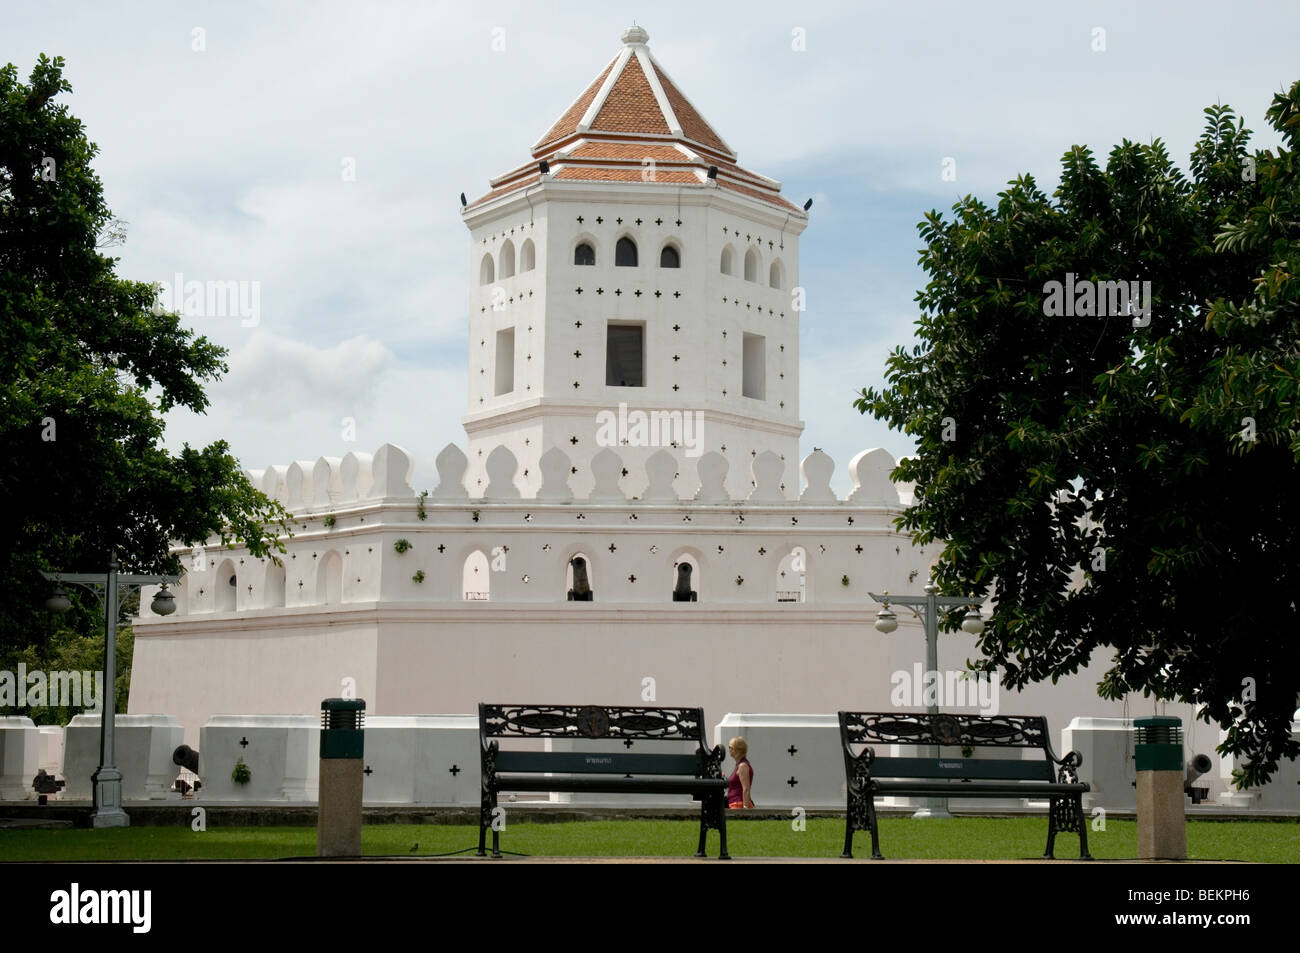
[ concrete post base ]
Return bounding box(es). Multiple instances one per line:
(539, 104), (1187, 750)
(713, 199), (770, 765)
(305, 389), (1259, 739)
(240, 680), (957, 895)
(1137, 770), (1186, 859)
(317, 759), (363, 857)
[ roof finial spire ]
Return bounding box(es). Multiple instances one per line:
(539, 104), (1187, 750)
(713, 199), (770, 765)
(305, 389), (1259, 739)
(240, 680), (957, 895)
(622, 24), (649, 46)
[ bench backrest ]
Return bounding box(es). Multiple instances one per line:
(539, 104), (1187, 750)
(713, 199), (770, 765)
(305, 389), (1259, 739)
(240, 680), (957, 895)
(480, 703), (712, 776)
(838, 711), (1062, 781)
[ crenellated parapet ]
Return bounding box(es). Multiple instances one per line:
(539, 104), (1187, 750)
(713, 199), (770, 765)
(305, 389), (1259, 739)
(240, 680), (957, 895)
(241, 442), (914, 510)
(136, 441), (931, 621)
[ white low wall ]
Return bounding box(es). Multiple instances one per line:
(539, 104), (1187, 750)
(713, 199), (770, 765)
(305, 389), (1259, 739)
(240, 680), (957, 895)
(198, 715), (319, 801)
(1218, 722), (1300, 811)
(1063, 716), (1137, 812)
(362, 715), (479, 805)
(715, 713), (844, 809)
(0, 716), (41, 800)
(39, 725), (63, 777)
(63, 714), (185, 801)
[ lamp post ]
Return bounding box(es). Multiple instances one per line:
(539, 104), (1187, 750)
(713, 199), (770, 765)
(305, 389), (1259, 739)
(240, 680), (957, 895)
(41, 558), (179, 828)
(869, 580), (986, 819)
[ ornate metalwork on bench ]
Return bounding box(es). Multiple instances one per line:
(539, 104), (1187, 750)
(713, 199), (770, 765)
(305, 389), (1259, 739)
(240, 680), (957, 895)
(838, 710), (1091, 862)
(480, 704), (707, 743)
(841, 712), (1051, 749)
(477, 702), (728, 860)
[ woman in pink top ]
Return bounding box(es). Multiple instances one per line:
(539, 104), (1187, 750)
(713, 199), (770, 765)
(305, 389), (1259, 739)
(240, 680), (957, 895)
(726, 737), (754, 809)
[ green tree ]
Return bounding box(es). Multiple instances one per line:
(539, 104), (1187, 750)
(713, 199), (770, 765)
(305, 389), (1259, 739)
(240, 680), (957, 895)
(857, 82), (1300, 787)
(0, 55), (289, 667)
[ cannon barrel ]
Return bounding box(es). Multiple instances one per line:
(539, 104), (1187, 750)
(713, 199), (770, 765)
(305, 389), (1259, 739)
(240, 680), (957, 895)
(672, 562), (697, 602)
(173, 744), (200, 773)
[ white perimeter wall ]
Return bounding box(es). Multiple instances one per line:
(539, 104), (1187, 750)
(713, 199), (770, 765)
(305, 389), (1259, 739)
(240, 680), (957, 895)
(131, 603), (1140, 753)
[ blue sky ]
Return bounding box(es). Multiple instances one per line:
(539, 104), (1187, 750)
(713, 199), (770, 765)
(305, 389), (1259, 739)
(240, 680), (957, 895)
(8, 0), (1298, 494)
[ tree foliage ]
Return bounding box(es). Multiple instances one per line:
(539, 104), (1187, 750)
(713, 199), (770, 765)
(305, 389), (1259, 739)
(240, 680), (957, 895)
(857, 82), (1300, 787)
(0, 55), (289, 661)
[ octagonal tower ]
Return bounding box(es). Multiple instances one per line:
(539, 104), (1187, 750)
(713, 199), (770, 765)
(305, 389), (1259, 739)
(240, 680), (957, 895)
(461, 25), (808, 500)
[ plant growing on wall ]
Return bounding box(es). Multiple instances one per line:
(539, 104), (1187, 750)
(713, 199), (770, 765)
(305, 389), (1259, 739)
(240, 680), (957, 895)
(232, 757), (251, 785)
(412, 569), (425, 583)
(416, 490), (428, 521)
(323, 514), (336, 529)
(393, 538), (412, 554)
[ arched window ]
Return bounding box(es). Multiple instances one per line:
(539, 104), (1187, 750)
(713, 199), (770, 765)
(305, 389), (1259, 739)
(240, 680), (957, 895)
(574, 242), (595, 266)
(264, 560), (285, 608)
(660, 245), (680, 268)
(775, 547), (807, 603)
(499, 240), (516, 278)
(720, 245), (735, 276)
(480, 253), (495, 285)
(317, 552), (342, 605)
(744, 247), (759, 283)
(520, 239), (536, 272)
(615, 236), (638, 267)
(215, 559), (237, 612)
(463, 551), (490, 600)
(769, 259), (784, 289)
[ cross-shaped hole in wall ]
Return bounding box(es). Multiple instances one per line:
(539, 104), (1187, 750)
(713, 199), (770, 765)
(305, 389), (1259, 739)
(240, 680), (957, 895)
(239, 737), (249, 748)
(364, 766), (373, 776)
(788, 745), (798, 756)
(449, 764), (461, 776)
(787, 776), (799, 787)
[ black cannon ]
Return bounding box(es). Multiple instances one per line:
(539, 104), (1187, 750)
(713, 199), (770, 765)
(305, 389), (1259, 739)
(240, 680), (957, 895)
(567, 556), (594, 601)
(173, 744), (200, 773)
(672, 562), (697, 601)
(32, 768), (64, 804)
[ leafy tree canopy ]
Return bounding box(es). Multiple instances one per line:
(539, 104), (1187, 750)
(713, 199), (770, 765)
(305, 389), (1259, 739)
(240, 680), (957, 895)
(857, 81), (1300, 787)
(0, 55), (289, 658)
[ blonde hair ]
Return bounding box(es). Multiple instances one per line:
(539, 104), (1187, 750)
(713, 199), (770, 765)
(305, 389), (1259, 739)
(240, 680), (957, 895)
(728, 737), (748, 758)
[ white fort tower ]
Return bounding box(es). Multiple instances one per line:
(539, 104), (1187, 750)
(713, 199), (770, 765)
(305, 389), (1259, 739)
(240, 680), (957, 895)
(122, 28), (1190, 801)
(462, 24), (805, 501)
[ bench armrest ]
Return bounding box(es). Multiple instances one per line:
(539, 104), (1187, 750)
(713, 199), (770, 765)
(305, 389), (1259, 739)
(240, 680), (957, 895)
(698, 743), (726, 780)
(1055, 750), (1083, 770)
(843, 742), (876, 768)
(1051, 749), (1083, 784)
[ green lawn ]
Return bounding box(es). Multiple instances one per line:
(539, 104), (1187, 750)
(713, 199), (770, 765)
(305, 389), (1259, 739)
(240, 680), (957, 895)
(1, 817), (1295, 861)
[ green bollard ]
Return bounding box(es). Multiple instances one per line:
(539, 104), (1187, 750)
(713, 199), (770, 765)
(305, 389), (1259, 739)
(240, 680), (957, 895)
(318, 699), (365, 857)
(1134, 716), (1186, 860)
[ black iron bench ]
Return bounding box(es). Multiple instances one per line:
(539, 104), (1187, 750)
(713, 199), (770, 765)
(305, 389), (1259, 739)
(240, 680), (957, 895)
(838, 711), (1091, 859)
(478, 703), (729, 858)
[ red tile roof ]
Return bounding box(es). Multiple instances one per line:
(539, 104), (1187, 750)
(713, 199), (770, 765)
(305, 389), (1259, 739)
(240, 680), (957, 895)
(468, 29), (801, 216)
(651, 63), (730, 157)
(589, 59), (670, 136)
(535, 59), (616, 153)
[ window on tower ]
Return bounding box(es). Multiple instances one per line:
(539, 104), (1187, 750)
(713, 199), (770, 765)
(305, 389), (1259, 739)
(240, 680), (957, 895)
(615, 236), (638, 267)
(495, 327), (515, 396)
(660, 244), (680, 268)
(742, 333), (766, 399)
(499, 239), (516, 278)
(744, 247), (759, 283)
(720, 245), (735, 276)
(520, 239), (536, 272)
(574, 242), (595, 266)
(480, 253), (495, 285)
(606, 322), (645, 387)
